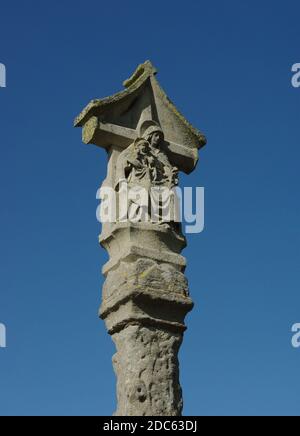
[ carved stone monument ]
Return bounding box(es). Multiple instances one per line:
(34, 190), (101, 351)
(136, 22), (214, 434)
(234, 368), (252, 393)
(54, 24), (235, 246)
(74, 61), (206, 416)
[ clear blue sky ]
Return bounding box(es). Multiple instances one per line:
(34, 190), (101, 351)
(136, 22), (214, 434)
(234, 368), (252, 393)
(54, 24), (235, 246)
(0, 0), (299, 416)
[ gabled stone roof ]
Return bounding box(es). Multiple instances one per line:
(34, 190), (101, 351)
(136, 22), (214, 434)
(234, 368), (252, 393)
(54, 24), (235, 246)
(74, 61), (206, 150)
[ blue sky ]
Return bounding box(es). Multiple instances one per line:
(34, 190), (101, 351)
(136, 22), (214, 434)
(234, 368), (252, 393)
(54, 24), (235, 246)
(0, 0), (299, 416)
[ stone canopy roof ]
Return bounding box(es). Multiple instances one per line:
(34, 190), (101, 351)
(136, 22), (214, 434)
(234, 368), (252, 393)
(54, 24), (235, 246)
(74, 61), (206, 174)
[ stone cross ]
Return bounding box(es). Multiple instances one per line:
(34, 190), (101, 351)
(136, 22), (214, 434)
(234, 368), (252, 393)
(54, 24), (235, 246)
(74, 61), (206, 416)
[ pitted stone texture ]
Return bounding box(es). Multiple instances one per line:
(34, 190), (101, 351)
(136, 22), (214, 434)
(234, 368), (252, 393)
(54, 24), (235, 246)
(102, 258), (189, 302)
(112, 324), (183, 416)
(100, 257), (193, 337)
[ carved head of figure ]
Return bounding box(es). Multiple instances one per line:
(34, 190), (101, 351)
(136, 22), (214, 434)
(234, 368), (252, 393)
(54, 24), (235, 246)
(134, 138), (149, 159)
(148, 131), (163, 149)
(139, 120), (164, 149)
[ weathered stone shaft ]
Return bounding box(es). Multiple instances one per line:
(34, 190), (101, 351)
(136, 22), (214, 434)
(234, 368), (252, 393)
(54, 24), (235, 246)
(112, 324), (183, 416)
(99, 246), (193, 416)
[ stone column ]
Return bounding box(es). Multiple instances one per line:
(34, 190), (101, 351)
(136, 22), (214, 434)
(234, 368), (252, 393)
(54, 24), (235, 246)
(74, 61), (206, 416)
